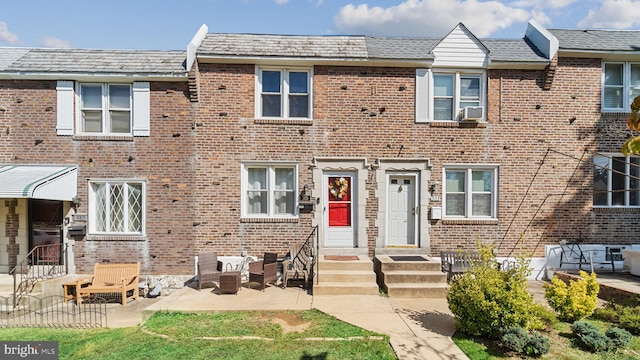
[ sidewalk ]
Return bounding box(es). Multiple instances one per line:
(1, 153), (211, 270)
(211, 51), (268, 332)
(107, 283), (469, 360)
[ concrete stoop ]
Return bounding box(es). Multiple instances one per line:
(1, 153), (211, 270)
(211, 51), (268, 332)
(375, 254), (449, 298)
(313, 255), (379, 295)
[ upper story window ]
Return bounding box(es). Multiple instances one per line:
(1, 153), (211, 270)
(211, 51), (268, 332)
(88, 180), (145, 235)
(593, 153), (640, 207)
(603, 62), (640, 112)
(56, 81), (150, 137)
(242, 163), (298, 218)
(416, 69), (485, 122)
(256, 67), (312, 119)
(443, 165), (498, 219)
(80, 84), (131, 134)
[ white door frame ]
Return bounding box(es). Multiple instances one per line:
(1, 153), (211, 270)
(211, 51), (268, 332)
(324, 172), (356, 247)
(386, 173), (418, 247)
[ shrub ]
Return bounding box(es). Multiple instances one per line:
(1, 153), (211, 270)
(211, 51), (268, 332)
(605, 327), (633, 350)
(530, 303), (558, 331)
(501, 326), (529, 353)
(447, 243), (539, 338)
(571, 321), (633, 353)
(592, 302), (621, 323)
(500, 326), (550, 358)
(572, 321), (610, 352)
(619, 306), (640, 335)
(525, 333), (551, 357)
(544, 271), (599, 322)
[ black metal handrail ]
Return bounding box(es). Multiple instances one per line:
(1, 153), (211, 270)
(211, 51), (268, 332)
(10, 243), (69, 308)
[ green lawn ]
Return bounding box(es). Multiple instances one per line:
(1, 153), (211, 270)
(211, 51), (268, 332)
(0, 309), (397, 360)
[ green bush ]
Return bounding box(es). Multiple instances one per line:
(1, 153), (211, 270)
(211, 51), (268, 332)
(447, 243), (539, 338)
(500, 326), (550, 358)
(544, 271), (599, 322)
(530, 303), (558, 331)
(501, 326), (529, 353)
(619, 306), (640, 335)
(606, 327), (633, 350)
(571, 321), (633, 353)
(525, 333), (551, 357)
(592, 302), (621, 323)
(572, 321), (610, 352)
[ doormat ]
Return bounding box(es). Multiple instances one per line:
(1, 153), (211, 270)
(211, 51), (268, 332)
(324, 255), (359, 261)
(389, 255), (428, 262)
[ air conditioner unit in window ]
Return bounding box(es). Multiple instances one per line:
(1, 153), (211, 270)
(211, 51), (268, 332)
(462, 106), (484, 121)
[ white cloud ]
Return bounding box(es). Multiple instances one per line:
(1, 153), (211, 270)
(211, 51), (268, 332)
(334, 0), (531, 38)
(274, 0), (289, 4)
(0, 21), (19, 45)
(512, 0), (578, 10)
(41, 36), (72, 49)
(577, 0), (640, 29)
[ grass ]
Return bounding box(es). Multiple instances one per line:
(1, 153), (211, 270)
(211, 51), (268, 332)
(452, 318), (640, 360)
(0, 309), (396, 360)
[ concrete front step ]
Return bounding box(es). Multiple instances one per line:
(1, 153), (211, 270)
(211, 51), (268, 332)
(313, 281), (380, 295)
(386, 282), (449, 298)
(317, 256), (373, 271)
(375, 255), (442, 272)
(382, 270), (447, 284)
(317, 270), (377, 283)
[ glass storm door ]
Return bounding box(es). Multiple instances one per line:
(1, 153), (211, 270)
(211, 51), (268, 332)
(387, 176), (417, 246)
(324, 174), (355, 247)
(29, 199), (63, 264)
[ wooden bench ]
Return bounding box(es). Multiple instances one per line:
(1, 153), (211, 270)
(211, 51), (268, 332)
(75, 262), (141, 306)
(440, 250), (480, 282)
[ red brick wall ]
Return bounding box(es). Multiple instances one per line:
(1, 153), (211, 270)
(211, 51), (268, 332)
(0, 80), (197, 274)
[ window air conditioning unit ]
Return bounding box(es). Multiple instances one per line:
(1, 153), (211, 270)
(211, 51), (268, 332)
(462, 106), (484, 121)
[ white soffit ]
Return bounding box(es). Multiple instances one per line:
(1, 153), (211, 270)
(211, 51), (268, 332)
(0, 165), (78, 201)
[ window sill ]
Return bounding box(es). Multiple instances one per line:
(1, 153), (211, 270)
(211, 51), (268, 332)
(441, 218), (498, 225)
(592, 207), (640, 213)
(240, 217), (299, 223)
(87, 234), (147, 241)
(254, 118), (313, 126)
(428, 121), (486, 128)
(73, 135), (134, 141)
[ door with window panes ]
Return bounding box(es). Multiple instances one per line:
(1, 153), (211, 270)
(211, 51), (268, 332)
(324, 173), (355, 247)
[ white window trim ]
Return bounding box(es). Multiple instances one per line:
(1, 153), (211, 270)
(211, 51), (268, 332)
(442, 165), (498, 219)
(602, 62), (640, 113)
(254, 66), (313, 120)
(593, 153), (640, 208)
(241, 162), (299, 218)
(415, 69), (486, 123)
(88, 179), (146, 235)
(76, 83), (132, 135)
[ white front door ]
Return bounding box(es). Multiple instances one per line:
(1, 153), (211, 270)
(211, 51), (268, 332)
(387, 175), (417, 246)
(324, 173), (355, 247)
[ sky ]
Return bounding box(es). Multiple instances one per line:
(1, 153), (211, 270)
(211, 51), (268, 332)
(1, 0), (640, 50)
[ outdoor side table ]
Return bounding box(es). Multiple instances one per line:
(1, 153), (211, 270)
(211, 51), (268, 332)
(62, 281), (90, 303)
(219, 271), (241, 295)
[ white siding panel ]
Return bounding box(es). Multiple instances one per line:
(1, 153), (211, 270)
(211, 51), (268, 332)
(433, 27), (488, 68)
(132, 82), (150, 136)
(56, 81), (74, 136)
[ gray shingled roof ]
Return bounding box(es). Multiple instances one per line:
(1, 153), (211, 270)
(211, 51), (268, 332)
(0, 48), (187, 75)
(549, 29), (640, 52)
(199, 34), (368, 59)
(199, 33), (549, 63)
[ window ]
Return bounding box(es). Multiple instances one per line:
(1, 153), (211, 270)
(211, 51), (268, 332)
(256, 67), (312, 119)
(56, 81), (150, 136)
(593, 154), (640, 207)
(603, 62), (640, 112)
(242, 164), (297, 217)
(443, 166), (497, 218)
(80, 84), (131, 134)
(416, 69), (484, 122)
(89, 180), (145, 234)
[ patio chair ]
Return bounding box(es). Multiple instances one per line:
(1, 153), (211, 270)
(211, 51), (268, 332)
(197, 252), (223, 291)
(282, 243), (312, 288)
(249, 252), (278, 291)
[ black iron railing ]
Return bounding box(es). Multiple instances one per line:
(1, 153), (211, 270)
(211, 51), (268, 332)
(10, 243), (69, 308)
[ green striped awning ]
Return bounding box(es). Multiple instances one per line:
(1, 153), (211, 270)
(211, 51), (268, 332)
(0, 165), (78, 200)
